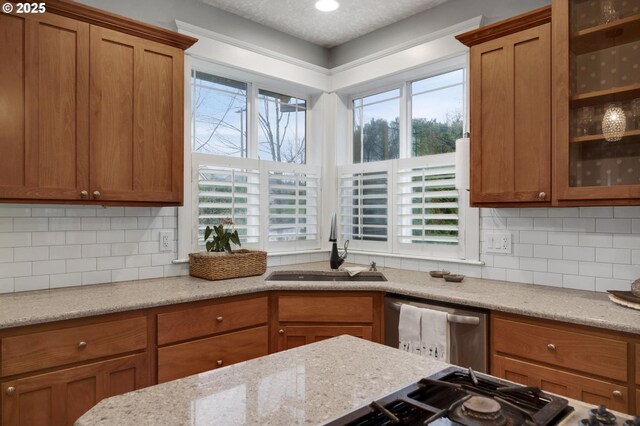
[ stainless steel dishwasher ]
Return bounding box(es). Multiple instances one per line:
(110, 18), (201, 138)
(384, 294), (488, 373)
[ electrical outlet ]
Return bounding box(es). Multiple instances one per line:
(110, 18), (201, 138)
(159, 231), (173, 252)
(486, 232), (511, 254)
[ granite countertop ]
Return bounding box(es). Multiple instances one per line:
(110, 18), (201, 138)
(76, 335), (451, 426)
(0, 262), (638, 334)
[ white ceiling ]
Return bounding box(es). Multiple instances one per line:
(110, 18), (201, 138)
(201, 0), (450, 47)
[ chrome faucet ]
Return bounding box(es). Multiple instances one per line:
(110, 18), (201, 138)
(329, 213), (348, 270)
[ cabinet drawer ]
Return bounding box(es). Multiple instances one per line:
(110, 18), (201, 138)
(157, 296), (268, 346)
(278, 295), (374, 323)
(157, 326), (268, 383)
(1, 317), (147, 377)
(493, 355), (629, 413)
(492, 317), (627, 381)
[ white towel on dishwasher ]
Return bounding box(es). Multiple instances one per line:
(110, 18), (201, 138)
(419, 308), (450, 362)
(398, 304), (422, 354)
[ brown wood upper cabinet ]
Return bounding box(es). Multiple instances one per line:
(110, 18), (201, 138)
(0, 3), (196, 205)
(457, 7), (552, 207)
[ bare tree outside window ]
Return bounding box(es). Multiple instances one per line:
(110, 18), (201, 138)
(258, 89), (306, 164)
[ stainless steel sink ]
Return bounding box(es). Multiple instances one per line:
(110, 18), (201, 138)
(265, 270), (387, 282)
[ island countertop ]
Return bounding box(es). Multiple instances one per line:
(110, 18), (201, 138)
(76, 335), (450, 426)
(0, 262), (637, 334)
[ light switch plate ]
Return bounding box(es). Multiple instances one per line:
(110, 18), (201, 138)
(159, 231), (173, 252)
(486, 232), (512, 254)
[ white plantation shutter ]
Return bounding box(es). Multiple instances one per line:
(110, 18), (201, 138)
(268, 171), (319, 245)
(396, 154), (463, 257)
(338, 163), (391, 251)
(195, 163), (261, 248)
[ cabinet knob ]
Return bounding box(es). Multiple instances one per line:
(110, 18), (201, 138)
(613, 390), (623, 398)
(78, 341), (87, 350)
(93, 191), (101, 199)
(217, 360), (223, 367)
(538, 192), (546, 200)
(216, 316), (223, 322)
(547, 343), (556, 351)
(278, 329), (284, 335)
(6, 386), (15, 396)
(80, 190), (89, 199)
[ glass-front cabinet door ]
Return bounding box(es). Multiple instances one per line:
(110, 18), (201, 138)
(554, 0), (640, 202)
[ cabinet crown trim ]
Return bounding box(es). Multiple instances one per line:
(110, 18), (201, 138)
(456, 6), (551, 47)
(40, 0), (197, 50)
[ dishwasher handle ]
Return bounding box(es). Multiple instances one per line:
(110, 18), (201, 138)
(388, 302), (480, 325)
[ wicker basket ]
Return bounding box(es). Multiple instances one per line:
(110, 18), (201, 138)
(189, 249), (267, 281)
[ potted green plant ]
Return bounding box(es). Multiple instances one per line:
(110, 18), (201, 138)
(188, 218), (267, 281)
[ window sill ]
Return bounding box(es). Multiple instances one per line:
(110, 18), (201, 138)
(348, 250), (484, 266)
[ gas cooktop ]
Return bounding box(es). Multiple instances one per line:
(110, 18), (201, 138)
(325, 366), (637, 426)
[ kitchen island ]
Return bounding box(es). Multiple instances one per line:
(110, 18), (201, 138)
(76, 335), (449, 425)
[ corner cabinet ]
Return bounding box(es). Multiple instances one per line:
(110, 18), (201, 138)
(457, 7), (552, 207)
(553, 0), (640, 205)
(0, 2), (196, 206)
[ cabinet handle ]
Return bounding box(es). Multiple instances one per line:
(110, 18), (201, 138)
(278, 329), (284, 335)
(613, 390), (623, 398)
(216, 316), (223, 322)
(547, 343), (556, 351)
(538, 192), (546, 200)
(78, 341), (87, 350)
(6, 386), (15, 396)
(80, 190), (89, 199)
(93, 191), (101, 199)
(217, 360), (223, 367)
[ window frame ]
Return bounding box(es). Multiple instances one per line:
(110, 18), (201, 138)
(341, 56), (478, 262)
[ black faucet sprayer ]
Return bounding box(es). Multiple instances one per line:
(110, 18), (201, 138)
(329, 213), (348, 270)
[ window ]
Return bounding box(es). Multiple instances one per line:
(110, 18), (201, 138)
(258, 90), (306, 164)
(344, 66), (477, 260)
(189, 69), (317, 253)
(192, 71), (247, 157)
(352, 89), (400, 164)
(411, 69), (464, 156)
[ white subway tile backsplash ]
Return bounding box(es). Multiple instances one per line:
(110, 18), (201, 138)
(533, 245), (563, 259)
(481, 267), (506, 281)
(0, 232), (31, 247)
(512, 243), (533, 257)
(0, 205), (181, 292)
(15, 275), (49, 292)
(506, 269), (532, 284)
(548, 208), (579, 217)
(579, 262), (612, 278)
(151, 253), (174, 266)
(562, 275), (595, 291)
(519, 257), (547, 272)
(533, 218), (563, 231)
(595, 219), (631, 234)
(547, 232), (579, 246)
(519, 231), (547, 245)
(533, 272), (563, 287)
(81, 244), (111, 258)
(13, 217), (48, 232)
(493, 255), (519, 269)
(506, 218), (533, 230)
(0, 278), (14, 293)
(32, 260), (65, 276)
(633, 250), (640, 264)
(577, 233), (612, 248)
(67, 258), (97, 273)
(50, 217), (81, 231)
(164, 263), (188, 277)
(596, 248), (631, 264)
(548, 259), (579, 275)
(82, 271), (111, 285)
(613, 264), (640, 280)
(562, 218), (595, 232)
(519, 208), (548, 218)
(563, 246), (595, 261)
(139, 266), (163, 280)
(50, 273), (82, 288)
(596, 277), (629, 292)
(613, 234), (640, 249)
(49, 245), (81, 260)
(633, 219), (640, 233)
(614, 206), (640, 218)
(579, 207), (613, 218)
(14, 247), (48, 262)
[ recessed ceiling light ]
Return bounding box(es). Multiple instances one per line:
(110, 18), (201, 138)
(315, 0), (339, 12)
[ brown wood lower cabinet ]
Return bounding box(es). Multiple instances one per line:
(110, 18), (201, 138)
(1, 353), (148, 426)
(493, 354), (629, 413)
(157, 326), (269, 383)
(277, 325), (373, 352)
